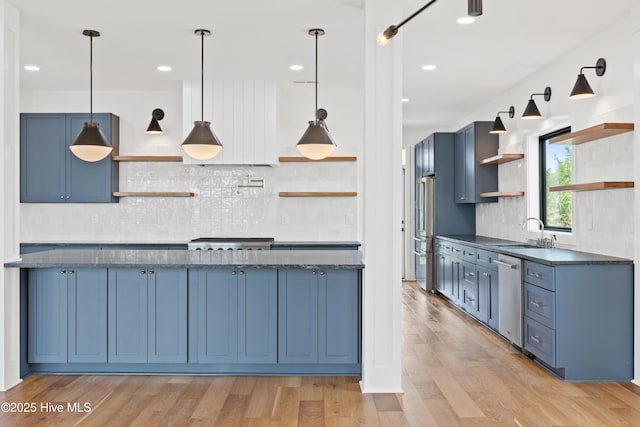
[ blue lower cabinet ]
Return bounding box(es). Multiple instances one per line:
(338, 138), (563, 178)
(148, 269), (187, 363)
(278, 269), (319, 363)
(238, 270), (277, 364)
(108, 269), (148, 363)
(189, 269), (277, 364)
(278, 268), (360, 365)
(28, 269), (68, 363)
(318, 269), (359, 364)
(478, 265), (498, 331)
(68, 269), (107, 363)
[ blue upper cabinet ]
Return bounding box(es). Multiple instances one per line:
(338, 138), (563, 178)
(20, 113), (119, 203)
(454, 122), (498, 203)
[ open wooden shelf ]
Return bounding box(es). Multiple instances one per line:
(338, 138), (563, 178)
(479, 154), (524, 165)
(278, 156), (357, 162)
(113, 156), (183, 162)
(479, 191), (525, 198)
(279, 192), (357, 197)
(549, 182), (634, 192)
(549, 123), (634, 145)
(113, 192), (195, 197)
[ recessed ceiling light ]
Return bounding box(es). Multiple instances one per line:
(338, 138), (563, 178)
(421, 64), (437, 71)
(401, 98), (410, 103)
(289, 64), (304, 71)
(457, 16), (476, 24)
(24, 65), (40, 72)
(156, 65), (172, 72)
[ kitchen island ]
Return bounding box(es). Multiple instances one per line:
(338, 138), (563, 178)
(6, 249), (363, 378)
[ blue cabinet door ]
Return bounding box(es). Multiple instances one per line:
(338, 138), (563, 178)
(108, 269), (148, 363)
(478, 266), (499, 330)
(68, 269), (107, 363)
(454, 129), (467, 203)
(194, 270), (238, 363)
(20, 114), (67, 202)
(278, 269), (319, 363)
(318, 269), (359, 364)
(28, 269), (68, 363)
(66, 114), (118, 203)
(238, 270), (277, 364)
(148, 269), (187, 363)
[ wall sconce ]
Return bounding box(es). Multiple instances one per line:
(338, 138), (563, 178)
(146, 108), (164, 134)
(522, 87), (551, 120)
(569, 58), (606, 99)
(489, 106), (514, 134)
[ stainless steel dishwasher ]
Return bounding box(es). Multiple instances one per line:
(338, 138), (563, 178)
(494, 254), (523, 347)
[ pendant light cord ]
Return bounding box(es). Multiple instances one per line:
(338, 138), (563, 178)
(89, 34), (93, 125)
(314, 30), (318, 122)
(200, 30), (204, 122)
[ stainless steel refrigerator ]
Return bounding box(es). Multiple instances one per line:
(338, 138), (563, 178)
(414, 176), (434, 291)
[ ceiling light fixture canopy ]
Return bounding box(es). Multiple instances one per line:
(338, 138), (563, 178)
(522, 87), (552, 120)
(146, 108), (164, 134)
(69, 29), (112, 162)
(490, 106), (515, 134)
(569, 58), (606, 99)
(181, 29), (223, 160)
(296, 28), (336, 160)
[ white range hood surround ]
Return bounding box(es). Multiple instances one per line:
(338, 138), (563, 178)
(182, 80), (277, 165)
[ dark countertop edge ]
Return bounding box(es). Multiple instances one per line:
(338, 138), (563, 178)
(272, 241), (361, 247)
(436, 235), (633, 266)
(21, 241), (361, 247)
(5, 263), (364, 269)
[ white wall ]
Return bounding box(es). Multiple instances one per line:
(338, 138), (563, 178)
(19, 84), (363, 242)
(454, 15), (635, 259)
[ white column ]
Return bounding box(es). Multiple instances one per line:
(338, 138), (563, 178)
(632, 4), (640, 387)
(361, 0), (403, 392)
(0, 0), (21, 391)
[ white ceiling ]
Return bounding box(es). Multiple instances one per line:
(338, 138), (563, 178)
(15, 0), (636, 130)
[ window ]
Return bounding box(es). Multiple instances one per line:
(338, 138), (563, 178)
(539, 127), (572, 231)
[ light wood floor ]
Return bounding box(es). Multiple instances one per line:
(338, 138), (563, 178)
(1, 281), (639, 426)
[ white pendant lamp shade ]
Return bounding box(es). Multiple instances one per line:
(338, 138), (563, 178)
(181, 121), (223, 160)
(296, 121), (336, 160)
(70, 29), (112, 162)
(70, 122), (112, 162)
(182, 29), (223, 160)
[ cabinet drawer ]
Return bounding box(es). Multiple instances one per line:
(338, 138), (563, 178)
(461, 281), (477, 314)
(524, 261), (555, 291)
(524, 283), (555, 328)
(450, 244), (464, 259)
(461, 246), (476, 263)
(476, 249), (498, 270)
(524, 317), (556, 367)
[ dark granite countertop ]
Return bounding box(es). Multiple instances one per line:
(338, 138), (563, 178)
(272, 241), (361, 248)
(5, 249), (364, 269)
(437, 235), (632, 265)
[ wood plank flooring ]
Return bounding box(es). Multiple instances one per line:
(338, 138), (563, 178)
(1, 281), (639, 426)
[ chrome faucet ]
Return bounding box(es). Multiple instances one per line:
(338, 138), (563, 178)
(522, 217), (552, 247)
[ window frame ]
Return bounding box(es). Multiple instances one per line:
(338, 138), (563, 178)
(539, 127), (572, 232)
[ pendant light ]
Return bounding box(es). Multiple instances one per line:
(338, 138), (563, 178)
(522, 87), (552, 120)
(489, 106), (514, 134)
(569, 58), (606, 99)
(181, 29), (223, 160)
(296, 28), (336, 160)
(146, 108), (164, 134)
(69, 30), (112, 162)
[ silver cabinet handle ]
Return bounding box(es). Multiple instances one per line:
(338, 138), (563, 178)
(60, 196), (64, 199)
(530, 301), (543, 308)
(413, 236), (426, 242)
(530, 335), (542, 344)
(239, 271), (244, 275)
(60, 270), (66, 274)
(413, 250), (426, 257)
(68, 270), (75, 275)
(531, 272), (542, 278)
(319, 271), (325, 275)
(482, 272), (490, 277)
(148, 271), (154, 275)
(231, 271), (237, 275)
(452, 249), (461, 253)
(493, 259), (518, 269)
(140, 270), (146, 275)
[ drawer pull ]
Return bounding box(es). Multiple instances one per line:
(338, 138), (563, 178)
(530, 301), (543, 308)
(148, 271), (154, 275)
(452, 249), (461, 253)
(466, 296), (475, 303)
(140, 270), (146, 275)
(231, 271), (237, 275)
(482, 272), (490, 277)
(532, 272), (542, 278)
(68, 270), (75, 275)
(239, 271), (244, 275)
(312, 270), (317, 275)
(319, 271), (325, 275)
(530, 335), (543, 344)
(60, 270), (66, 274)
